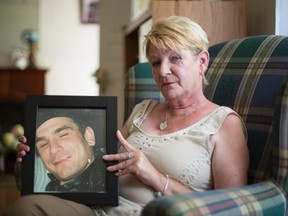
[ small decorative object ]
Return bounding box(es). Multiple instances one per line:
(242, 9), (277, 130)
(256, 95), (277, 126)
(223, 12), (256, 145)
(93, 68), (107, 94)
(21, 29), (38, 68)
(11, 47), (28, 70)
(159, 121), (168, 131)
(0, 124), (24, 155)
(0, 124), (24, 174)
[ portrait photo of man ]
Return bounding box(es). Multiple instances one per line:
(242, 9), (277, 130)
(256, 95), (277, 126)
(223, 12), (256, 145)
(33, 108), (106, 193)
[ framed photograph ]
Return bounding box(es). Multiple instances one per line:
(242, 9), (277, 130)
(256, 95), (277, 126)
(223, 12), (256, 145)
(21, 95), (119, 206)
(80, 0), (99, 24)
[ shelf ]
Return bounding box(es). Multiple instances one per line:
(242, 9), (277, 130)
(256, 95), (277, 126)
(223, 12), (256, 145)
(0, 67), (47, 102)
(124, 9), (151, 36)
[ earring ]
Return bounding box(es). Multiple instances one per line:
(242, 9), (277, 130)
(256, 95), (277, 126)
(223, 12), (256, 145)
(203, 73), (209, 85)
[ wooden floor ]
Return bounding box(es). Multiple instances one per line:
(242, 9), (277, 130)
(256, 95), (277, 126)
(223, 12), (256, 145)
(0, 175), (20, 215)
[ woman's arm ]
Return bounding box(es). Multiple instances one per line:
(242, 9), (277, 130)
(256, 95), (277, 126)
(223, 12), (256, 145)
(211, 113), (249, 189)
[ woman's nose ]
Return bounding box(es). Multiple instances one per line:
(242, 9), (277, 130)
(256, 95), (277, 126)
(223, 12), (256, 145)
(159, 62), (171, 77)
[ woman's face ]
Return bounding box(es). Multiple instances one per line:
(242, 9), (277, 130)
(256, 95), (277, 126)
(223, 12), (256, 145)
(148, 45), (208, 101)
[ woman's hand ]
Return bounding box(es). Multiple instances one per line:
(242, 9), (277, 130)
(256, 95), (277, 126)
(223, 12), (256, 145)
(103, 130), (193, 195)
(103, 130), (163, 188)
(15, 135), (30, 163)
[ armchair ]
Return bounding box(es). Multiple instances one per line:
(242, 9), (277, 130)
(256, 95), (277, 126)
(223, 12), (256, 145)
(125, 35), (288, 215)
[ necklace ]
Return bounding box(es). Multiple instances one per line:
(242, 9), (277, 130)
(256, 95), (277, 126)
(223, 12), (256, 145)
(159, 97), (206, 131)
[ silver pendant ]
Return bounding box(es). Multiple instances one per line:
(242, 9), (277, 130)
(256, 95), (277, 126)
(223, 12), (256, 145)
(160, 121), (168, 130)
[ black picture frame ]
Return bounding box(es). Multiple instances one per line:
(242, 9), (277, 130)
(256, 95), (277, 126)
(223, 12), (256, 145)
(21, 95), (119, 206)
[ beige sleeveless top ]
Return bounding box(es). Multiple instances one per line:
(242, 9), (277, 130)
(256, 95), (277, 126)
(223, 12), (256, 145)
(119, 100), (244, 206)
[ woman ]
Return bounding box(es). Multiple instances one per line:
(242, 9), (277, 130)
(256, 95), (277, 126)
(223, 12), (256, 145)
(4, 16), (249, 216)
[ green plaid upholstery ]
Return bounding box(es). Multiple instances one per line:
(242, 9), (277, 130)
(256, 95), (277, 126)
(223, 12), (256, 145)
(205, 35), (288, 188)
(135, 35), (288, 215)
(124, 62), (165, 120)
(142, 180), (285, 216)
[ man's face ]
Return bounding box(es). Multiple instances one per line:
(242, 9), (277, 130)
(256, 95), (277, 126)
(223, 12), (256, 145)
(36, 117), (93, 182)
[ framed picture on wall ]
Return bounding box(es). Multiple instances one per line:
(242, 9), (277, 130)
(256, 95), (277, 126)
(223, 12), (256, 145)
(80, 0), (99, 24)
(21, 95), (118, 206)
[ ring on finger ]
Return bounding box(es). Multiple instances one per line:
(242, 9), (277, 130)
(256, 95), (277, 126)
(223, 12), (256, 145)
(126, 152), (131, 160)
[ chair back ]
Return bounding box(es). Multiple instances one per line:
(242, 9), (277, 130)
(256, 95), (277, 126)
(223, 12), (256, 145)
(205, 35), (288, 192)
(124, 62), (165, 120)
(124, 35), (288, 194)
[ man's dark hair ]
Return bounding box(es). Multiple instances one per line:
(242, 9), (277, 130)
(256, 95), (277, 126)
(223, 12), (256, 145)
(35, 109), (91, 155)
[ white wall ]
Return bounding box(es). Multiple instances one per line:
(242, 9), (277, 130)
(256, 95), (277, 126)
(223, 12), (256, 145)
(0, 1), (39, 66)
(276, 0), (288, 35)
(138, 18), (152, 63)
(38, 0), (99, 96)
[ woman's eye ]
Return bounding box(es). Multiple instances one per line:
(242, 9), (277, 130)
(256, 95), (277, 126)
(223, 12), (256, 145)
(170, 56), (182, 63)
(151, 62), (160, 68)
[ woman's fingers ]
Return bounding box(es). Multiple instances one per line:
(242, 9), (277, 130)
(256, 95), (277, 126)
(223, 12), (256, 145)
(103, 130), (136, 162)
(103, 151), (133, 161)
(103, 130), (144, 176)
(15, 136), (30, 163)
(16, 157), (23, 163)
(16, 149), (27, 163)
(18, 135), (27, 143)
(116, 130), (135, 152)
(106, 158), (131, 172)
(16, 143), (30, 153)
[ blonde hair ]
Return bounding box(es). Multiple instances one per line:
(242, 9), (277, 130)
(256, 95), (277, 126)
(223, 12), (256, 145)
(144, 16), (209, 57)
(144, 16), (209, 85)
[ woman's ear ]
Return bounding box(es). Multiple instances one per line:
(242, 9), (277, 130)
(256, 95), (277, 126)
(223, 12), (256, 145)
(199, 50), (210, 70)
(199, 50), (210, 85)
(84, 126), (96, 146)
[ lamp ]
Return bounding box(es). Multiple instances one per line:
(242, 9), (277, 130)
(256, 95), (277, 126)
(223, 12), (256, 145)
(21, 29), (38, 68)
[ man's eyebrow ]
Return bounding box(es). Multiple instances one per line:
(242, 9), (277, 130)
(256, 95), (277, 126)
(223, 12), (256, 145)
(54, 125), (74, 134)
(35, 136), (45, 144)
(35, 125), (74, 144)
